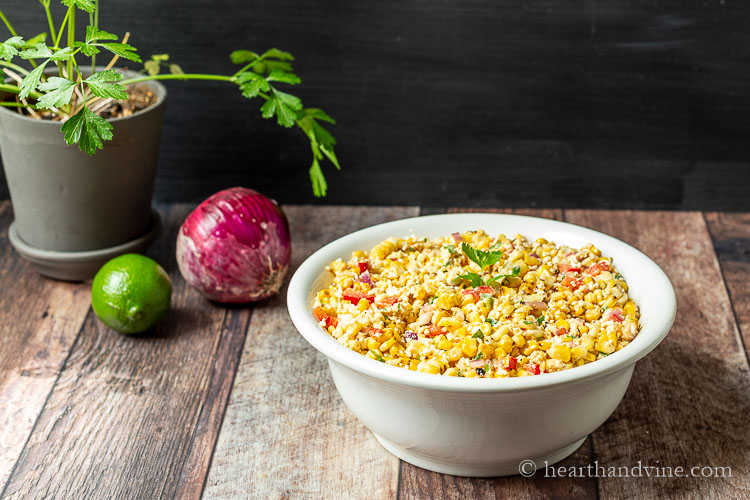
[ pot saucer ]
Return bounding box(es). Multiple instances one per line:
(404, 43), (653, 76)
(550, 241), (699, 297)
(8, 209), (161, 282)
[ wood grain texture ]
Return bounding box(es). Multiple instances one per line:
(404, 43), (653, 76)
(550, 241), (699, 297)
(397, 208), (599, 500)
(1, 205), (251, 500)
(0, 201), (91, 490)
(203, 206), (419, 500)
(2, 1), (750, 209)
(565, 210), (750, 499)
(705, 213), (750, 356)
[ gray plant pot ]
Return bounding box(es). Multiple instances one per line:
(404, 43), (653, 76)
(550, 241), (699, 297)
(0, 69), (166, 281)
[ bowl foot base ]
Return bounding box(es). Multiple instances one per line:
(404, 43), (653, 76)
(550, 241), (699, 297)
(373, 433), (587, 477)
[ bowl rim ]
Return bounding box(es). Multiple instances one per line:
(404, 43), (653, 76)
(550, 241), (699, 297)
(287, 212), (676, 393)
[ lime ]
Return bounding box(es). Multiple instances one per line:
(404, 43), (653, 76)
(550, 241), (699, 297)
(91, 254), (172, 334)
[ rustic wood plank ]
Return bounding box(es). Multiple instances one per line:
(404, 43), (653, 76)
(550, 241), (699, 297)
(1, 204), (251, 500)
(203, 206), (418, 500)
(397, 208), (598, 500)
(705, 212), (750, 357)
(564, 210), (750, 499)
(0, 201), (91, 490)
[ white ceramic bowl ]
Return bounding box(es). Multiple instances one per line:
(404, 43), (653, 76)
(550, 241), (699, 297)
(287, 213), (676, 477)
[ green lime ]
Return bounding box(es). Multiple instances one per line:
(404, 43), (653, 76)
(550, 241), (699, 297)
(91, 253), (172, 334)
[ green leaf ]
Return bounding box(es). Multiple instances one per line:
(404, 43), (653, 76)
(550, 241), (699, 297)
(485, 318), (497, 326)
(266, 69), (300, 85)
(537, 315), (545, 325)
(60, 106), (113, 155)
(22, 33), (47, 49)
(96, 42), (141, 63)
(319, 145), (341, 170)
(252, 60), (293, 75)
(18, 44), (52, 60)
(454, 273), (484, 288)
(461, 242), (503, 270)
(144, 59), (160, 76)
(261, 48), (294, 61)
(169, 64), (183, 75)
(61, 0), (95, 13)
(36, 77), (76, 108)
(236, 71), (270, 98)
(50, 47), (74, 61)
(85, 70), (128, 100)
(261, 88), (301, 127)
(230, 50), (259, 64)
(471, 329), (484, 339)
(302, 107), (336, 124)
(72, 41), (99, 57)
(309, 157), (327, 197)
(151, 53), (169, 62)
(18, 61), (49, 99)
(0, 36), (24, 61)
(85, 25), (118, 43)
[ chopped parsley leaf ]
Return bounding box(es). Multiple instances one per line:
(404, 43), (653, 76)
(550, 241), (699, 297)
(473, 352), (483, 360)
(485, 318), (497, 326)
(369, 350), (385, 362)
(471, 329), (484, 339)
(536, 315), (545, 325)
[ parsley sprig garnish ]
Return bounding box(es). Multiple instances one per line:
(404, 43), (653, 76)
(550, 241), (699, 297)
(454, 243), (520, 287)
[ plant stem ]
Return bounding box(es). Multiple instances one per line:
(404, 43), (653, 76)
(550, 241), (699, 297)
(0, 8), (17, 36)
(42, 1), (57, 43)
(0, 83), (41, 100)
(0, 61), (30, 76)
(120, 74), (236, 85)
(66, 6), (75, 81)
(0, 101), (39, 109)
(90, 0), (99, 74)
(55, 8), (72, 48)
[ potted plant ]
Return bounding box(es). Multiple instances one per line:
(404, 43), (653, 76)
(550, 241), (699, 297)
(0, 0), (340, 280)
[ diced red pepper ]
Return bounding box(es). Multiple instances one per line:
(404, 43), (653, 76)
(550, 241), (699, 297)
(524, 363), (541, 375)
(561, 276), (584, 290)
(364, 327), (383, 336)
(313, 307), (338, 328)
(342, 288), (375, 305)
(376, 295), (399, 308)
(462, 289), (480, 300)
(476, 286), (495, 295)
(506, 356), (517, 370)
(357, 262), (369, 273)
(559, 263), (581, 273)
(584, 262), (610, 276)
(555, 327), (568, 337)
(423, 324), (445, 338)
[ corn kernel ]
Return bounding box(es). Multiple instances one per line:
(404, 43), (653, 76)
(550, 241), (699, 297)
(417, 361), (441, 374)
(367, 338), (381, 350)
(445, 367), (459, 377)
(585, 309), (601, 321)
(447, 346), (464, 361)
(512, 334), (526, 347)
(381, 338), (397, 352)
(493, 346), (506, 358)
(555, 319), (570, 330)
(437, 339), (453, 350)
(462, 338), (478, 357)
(624, 300), (637, 317)
(524, 253), (540, 266)
(549, 344), (571, 362)
(480, 343), (494, 357)
(499, 334), (514, 351)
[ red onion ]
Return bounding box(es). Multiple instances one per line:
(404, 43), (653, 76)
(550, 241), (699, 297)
(359, 270), (373, 285)
(176, 187), (291, 303)
(451, 232), (462, 243)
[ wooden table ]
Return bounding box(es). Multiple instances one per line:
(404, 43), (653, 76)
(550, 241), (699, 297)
(1, 202), (748, 499)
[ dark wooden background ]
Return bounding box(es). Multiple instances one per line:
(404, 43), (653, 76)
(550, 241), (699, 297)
(1, 0), (748, 209)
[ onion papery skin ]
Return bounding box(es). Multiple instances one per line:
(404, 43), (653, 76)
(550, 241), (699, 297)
(176, 187), (291, 303)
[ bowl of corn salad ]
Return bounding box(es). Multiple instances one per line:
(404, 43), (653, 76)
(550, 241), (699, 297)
(287, 213), (676, 477)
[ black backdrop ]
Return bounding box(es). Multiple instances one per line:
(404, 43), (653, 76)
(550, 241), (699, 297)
(2, 0), (749, 209)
